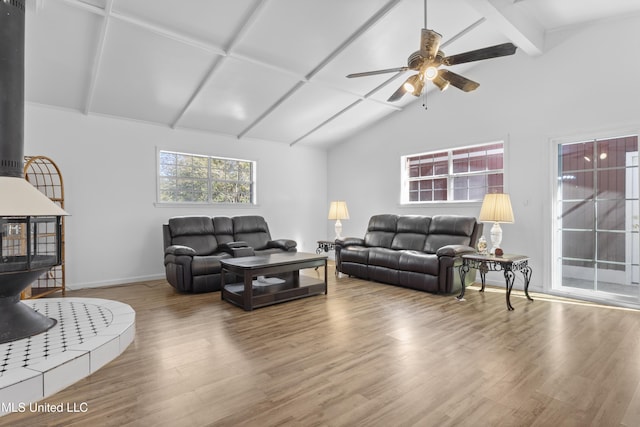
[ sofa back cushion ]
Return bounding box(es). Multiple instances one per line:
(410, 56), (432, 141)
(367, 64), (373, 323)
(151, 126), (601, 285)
(168, 216), (218, 256)
(364, 214), (397, 248)
(233, 216), (271, 250)
(391, 216), (431, 251)
(213, 216), (235, 245)
(424, 215), (477, 253)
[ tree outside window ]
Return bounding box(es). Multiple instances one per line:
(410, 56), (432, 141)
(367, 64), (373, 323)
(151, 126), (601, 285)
(158, 150), (255, 204)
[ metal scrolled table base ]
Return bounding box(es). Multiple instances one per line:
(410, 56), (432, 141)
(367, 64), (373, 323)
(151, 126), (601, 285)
(457, 254), (533, 311)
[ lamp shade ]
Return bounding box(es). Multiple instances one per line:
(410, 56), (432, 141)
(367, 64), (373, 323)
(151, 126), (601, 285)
(479, 193), (514, 223)
(328, 201), (349, 220)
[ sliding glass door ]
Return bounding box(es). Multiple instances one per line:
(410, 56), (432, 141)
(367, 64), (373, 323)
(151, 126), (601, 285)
(555, 135), (639, 306)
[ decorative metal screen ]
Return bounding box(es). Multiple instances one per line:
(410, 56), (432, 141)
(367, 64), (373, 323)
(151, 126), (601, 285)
(22, 156), (65, 298)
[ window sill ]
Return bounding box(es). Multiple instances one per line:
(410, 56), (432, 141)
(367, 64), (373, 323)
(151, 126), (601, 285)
(154, 202), (259, 209)
(398, 200), (483, 209)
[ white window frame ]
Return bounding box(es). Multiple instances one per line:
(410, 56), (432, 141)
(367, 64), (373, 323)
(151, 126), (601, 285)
(156, 149), (257, 206)
(400, 141), (505, 204)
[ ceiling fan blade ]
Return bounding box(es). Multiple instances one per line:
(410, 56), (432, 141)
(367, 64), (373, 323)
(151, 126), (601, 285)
(387, 84), (408, 102)
(346, 67), (408, 78)
(439, 69), (479, 92)
(442, 43), (517, 66)
(421, 29), (442, 61)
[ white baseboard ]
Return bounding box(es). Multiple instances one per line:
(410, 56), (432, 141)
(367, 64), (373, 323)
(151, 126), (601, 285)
(66, 274), (165, 291)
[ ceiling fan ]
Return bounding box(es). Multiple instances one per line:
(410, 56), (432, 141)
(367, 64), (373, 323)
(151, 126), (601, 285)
(346, 1), (517, 102)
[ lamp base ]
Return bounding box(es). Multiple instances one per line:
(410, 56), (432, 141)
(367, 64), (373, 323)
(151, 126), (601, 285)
(489, 222), (503, 255)
(334, 219), (343, 240)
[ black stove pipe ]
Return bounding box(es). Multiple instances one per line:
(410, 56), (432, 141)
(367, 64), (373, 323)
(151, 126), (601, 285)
(0, 0), (26, 178)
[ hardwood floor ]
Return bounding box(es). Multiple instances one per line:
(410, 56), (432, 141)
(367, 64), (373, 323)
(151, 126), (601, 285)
(3, 265), (640, 426)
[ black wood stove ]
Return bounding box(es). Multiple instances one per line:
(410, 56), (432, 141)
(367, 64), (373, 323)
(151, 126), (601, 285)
(0, 0), (68, 343)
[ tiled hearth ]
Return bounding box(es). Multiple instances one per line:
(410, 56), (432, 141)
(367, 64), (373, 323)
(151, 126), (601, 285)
(0, 298), (135, 415)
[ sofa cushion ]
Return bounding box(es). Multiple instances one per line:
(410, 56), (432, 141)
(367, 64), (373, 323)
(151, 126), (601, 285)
(423, 215), (476, 254)
(233, 216), (271, 250)
(391, 216), (430, 250)
(213, 216), (235, 245)
(340, 246), (370, 265)
(191, 253), (232, 276)
(398, 271), (439, 293)
(168, 216), (218, 256)
(169, 216), (214, 235)
(364, 214), (398, 248)
(398, 251), (439, 275)
(368, 248), (401, 269)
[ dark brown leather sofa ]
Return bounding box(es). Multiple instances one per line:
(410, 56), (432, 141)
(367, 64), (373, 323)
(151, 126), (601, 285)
(335, 214), (482, 294)
(163, 215), (297, 293)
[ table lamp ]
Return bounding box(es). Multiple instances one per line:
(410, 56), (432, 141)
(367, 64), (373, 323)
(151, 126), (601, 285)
(328, 201), (349, 239)
(479, 193), (514, 255)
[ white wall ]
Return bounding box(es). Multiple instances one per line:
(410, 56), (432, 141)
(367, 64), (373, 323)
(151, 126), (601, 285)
(327, 14), (640, 292)
(24, 106), (327, 289)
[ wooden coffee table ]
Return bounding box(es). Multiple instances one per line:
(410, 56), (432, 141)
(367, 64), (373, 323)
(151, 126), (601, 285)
(220, 252), (327, 311)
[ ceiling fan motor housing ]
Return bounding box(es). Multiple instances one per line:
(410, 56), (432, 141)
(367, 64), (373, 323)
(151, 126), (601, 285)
(408, 51), (424, 70)
(420, 29), (442, 59)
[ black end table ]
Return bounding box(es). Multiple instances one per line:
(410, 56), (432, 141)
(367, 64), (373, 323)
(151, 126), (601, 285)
(316, 240), (335, 254)
(457, 253), (533, 311)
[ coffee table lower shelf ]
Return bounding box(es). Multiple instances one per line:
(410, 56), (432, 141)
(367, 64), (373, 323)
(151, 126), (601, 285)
(220, 252), (328, 311)
(222, 275), (326, 310)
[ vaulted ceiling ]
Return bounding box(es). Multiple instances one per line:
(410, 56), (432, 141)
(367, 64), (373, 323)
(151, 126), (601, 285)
(24, 0), (640, 149)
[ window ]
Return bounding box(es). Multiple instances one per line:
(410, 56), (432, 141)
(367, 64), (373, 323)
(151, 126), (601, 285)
(158, 150), (256, 204)
(401, 142), (504, 203)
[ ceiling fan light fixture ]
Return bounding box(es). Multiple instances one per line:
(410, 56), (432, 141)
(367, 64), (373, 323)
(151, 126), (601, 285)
(412, 82), (425, 96)
(433, 74), (450, 91)
(403, 74), (424, 96)
(403, 81), (415, 93)
(424, 66), (438, 80)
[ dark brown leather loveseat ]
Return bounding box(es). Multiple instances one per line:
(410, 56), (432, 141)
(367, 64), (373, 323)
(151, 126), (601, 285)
(163, 215), (297, 293)
(335, 214), (482, 294)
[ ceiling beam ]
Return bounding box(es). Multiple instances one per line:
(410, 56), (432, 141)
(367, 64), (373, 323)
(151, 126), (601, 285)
(239, 0), (404, 144)
(82, 0), (113, 115)
(237, 81), (306, 140)
(290, 73), (402, 147)
(54, 0), (432, 146)
(171, 0), (268, 129)
(57, 0), (107, 16)
(290, 100), (364, 147)
(464, 0), (545, 55)
(111, 11), (226, 56)
(440, 18), (486, 50)
(305, 0), (403, 80)
(58, 0), (225, 55)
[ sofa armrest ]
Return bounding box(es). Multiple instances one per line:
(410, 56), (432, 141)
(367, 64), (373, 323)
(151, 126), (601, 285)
(335, 237), (365, 248)
(436, 245), (476, 257)
(267, 239), (297, 251)
(165, 245), (197, 256)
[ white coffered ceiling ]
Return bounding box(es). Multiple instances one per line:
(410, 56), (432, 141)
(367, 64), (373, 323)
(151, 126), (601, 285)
(24, 0), (640, 149)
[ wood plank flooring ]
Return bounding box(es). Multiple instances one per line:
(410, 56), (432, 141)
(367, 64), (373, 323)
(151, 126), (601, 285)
(3, 264), (640, 426)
